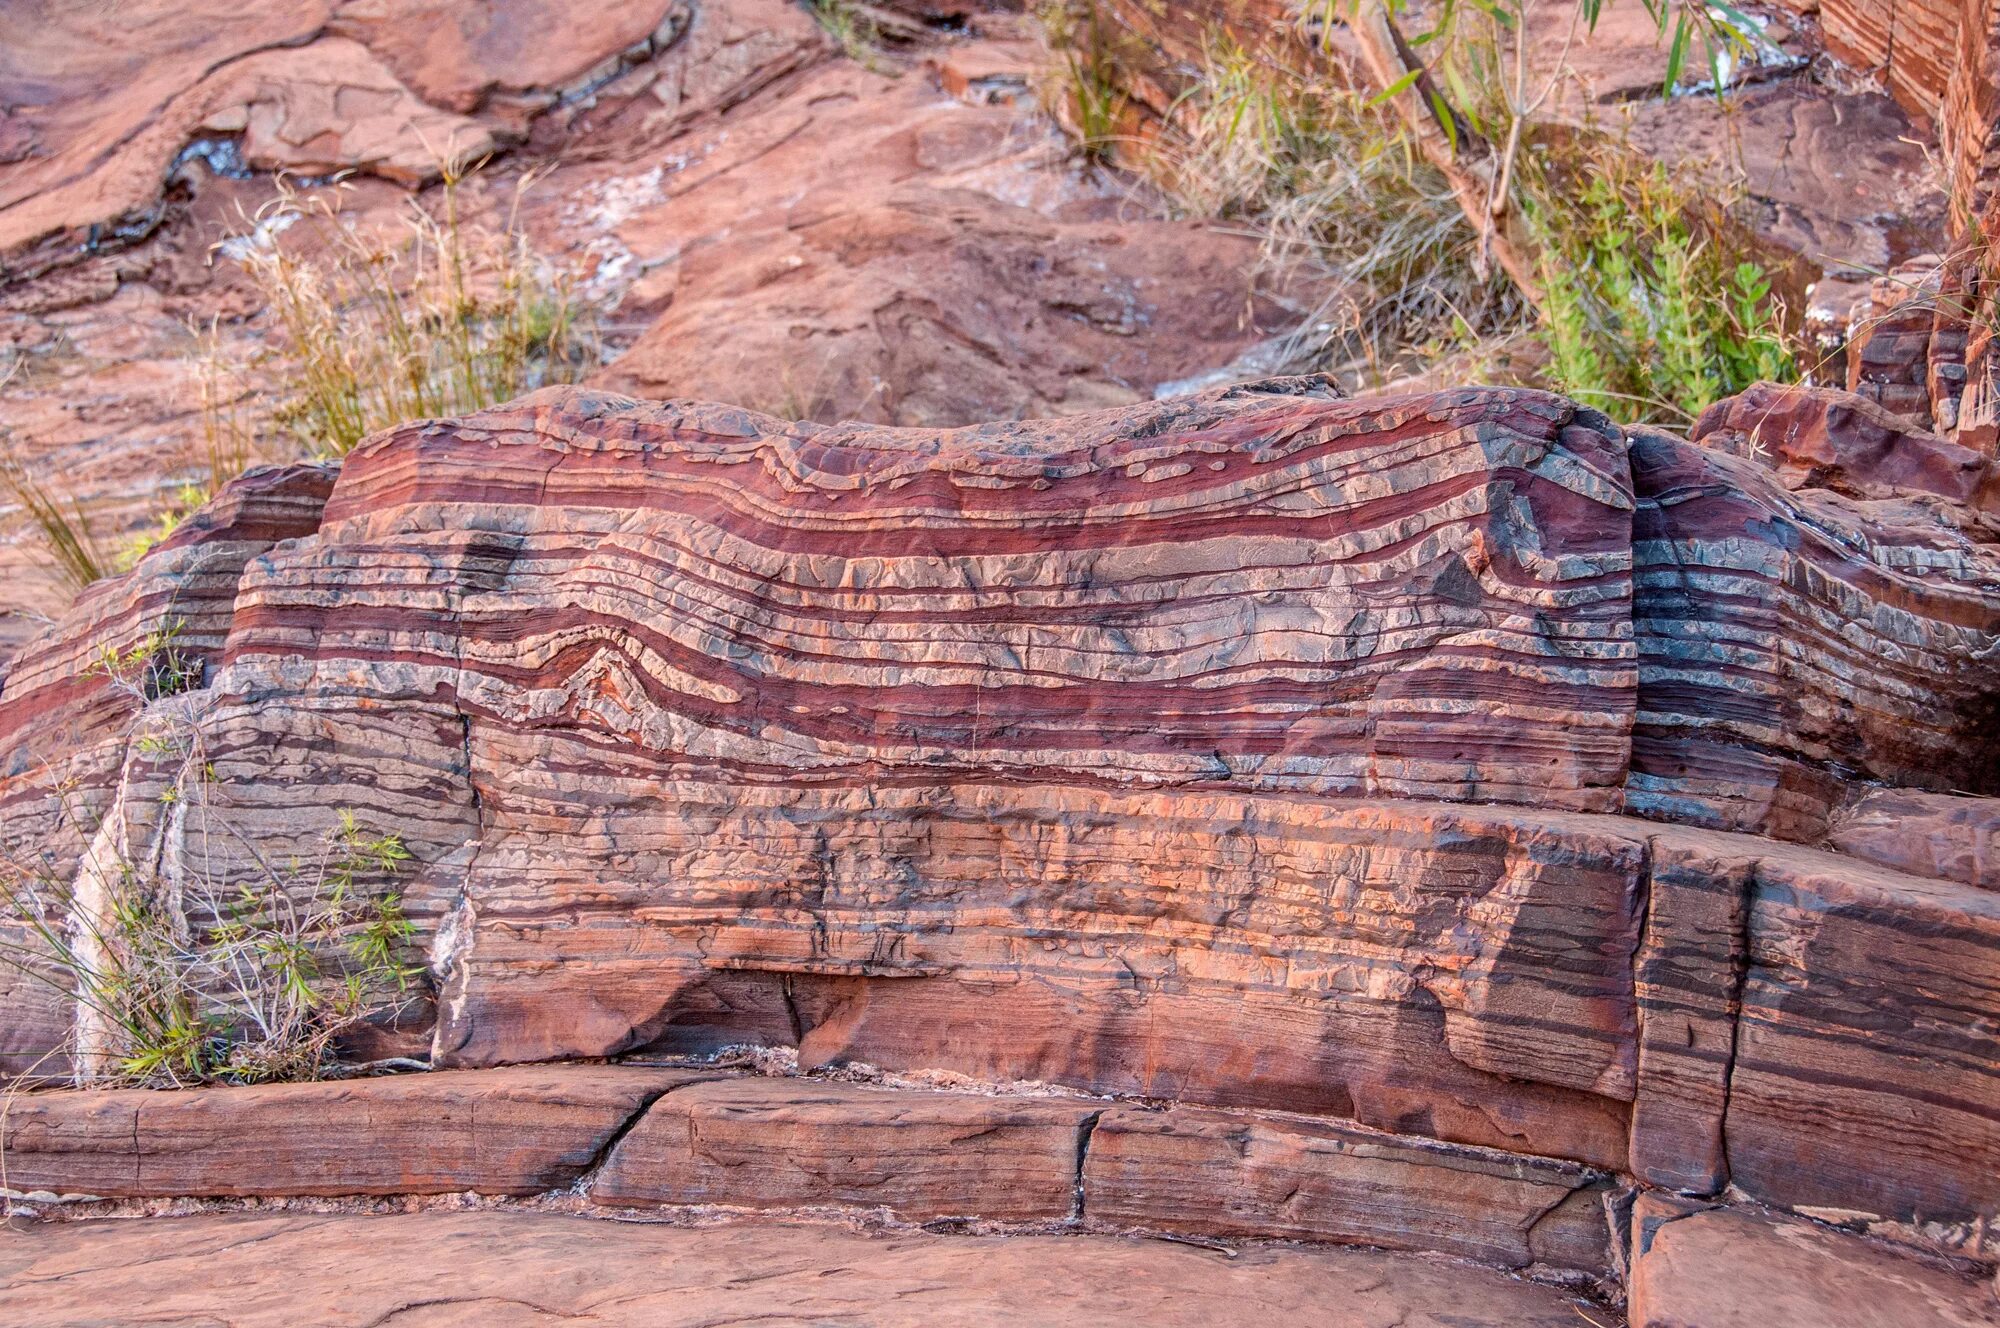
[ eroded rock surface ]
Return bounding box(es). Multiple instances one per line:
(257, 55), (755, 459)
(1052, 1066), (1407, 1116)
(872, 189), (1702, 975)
(0, 1065), (716, 1199)
(0, 1210), (1607, 1328)
(1629, 1196), (2000, 1328)
(594, 1077), (1098, 1222)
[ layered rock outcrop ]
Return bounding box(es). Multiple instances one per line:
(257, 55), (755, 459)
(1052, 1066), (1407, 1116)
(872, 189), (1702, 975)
(2, 378), (1998, 1309)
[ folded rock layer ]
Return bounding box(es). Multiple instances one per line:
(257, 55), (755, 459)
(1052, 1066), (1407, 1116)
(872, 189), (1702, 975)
(2, 379), (1998, 1278)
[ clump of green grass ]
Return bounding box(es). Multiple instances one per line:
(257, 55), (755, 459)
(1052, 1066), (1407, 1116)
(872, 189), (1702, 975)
(1035, 1), (1135, 164)
(0, 624), (421, 1087)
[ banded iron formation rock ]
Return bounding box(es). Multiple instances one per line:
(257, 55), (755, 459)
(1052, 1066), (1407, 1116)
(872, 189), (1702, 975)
(2, 376), (1999, 1306)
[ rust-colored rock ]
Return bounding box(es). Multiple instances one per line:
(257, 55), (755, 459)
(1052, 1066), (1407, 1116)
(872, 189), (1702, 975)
(0, 1210), (1610, 1328)
(1626, 833), (1753, 1195)
(0, 1066), (710, 1198)
(0, 461), (336, 1080)
(1718, 837), (2000, 1232)
(1629, 825), (2000, 1235)
(1690, 381), (2000, 511)
(1629, 1195), (2000, 1327)
(1830, 788), (2000, 889)
(4, 379), (2000, 1272)
(0, 0), (707, 271)
(594, 1077), (1098, 1221)
(1080, 1103), (1612, 1273)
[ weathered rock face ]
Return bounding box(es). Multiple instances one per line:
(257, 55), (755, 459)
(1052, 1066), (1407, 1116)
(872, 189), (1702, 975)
(1691, 382), (2000, 512)
(593, 1076), (1099, 1222)
(0, 1065), (707, 1198)
(210, 380), (1643, 809)
(0, 0), (694, 270)
(3, 379), (2000, 1284)
(1080, 1102), (1612, 1271)
(1628, 1195), (2000, 1328)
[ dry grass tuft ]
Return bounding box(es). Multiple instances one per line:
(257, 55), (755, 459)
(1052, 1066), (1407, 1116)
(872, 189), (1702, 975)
(210, 162), (597, 459)
(1137, 31), (1524, 386)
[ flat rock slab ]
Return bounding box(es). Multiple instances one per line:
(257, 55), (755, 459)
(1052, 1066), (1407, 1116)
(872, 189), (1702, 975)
(594, 1076), (1100, 1222)
(1082, 1103), (1611, 1273)
(0, 1210), (1611, 1327)
(1630, 1199), (2000, 1327)
(0, 1066), (719, 1198)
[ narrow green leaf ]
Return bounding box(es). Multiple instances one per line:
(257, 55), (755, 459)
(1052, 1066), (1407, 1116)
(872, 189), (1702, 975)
(1663, 16), (1690, 93)
(1366, 67), (1425, 106)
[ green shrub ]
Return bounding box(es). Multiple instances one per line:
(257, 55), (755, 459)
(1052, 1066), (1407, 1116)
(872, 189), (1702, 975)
(1521, 146), (1793, 423)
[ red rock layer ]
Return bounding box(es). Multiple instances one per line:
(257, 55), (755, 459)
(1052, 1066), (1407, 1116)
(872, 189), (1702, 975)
(0, 1065), (704, 1198)
(1693, 382), (2000, 510)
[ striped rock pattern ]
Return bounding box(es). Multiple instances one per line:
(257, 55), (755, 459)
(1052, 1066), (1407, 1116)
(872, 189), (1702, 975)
(253, 379), (1640, 809)
(2, 381), (1998, 1261)
(1627, 427), (2000, 840)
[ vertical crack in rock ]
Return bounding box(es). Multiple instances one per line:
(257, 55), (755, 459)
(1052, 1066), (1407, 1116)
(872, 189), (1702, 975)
(1620, 834), (1655, 1096)
(1713, 853), (1762, 1197)
(1072, 1109), (1104, 1224)
(779, 974), (807, 1049)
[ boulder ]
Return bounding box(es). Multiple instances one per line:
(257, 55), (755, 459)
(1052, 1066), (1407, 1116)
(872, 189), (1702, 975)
(1629, 1196), (2000, 1327)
